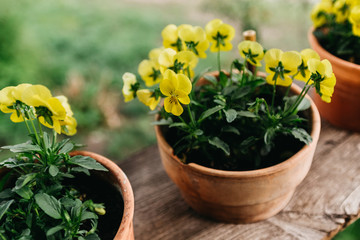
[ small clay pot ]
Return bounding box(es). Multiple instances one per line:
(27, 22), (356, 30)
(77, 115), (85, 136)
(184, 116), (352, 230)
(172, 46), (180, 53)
(71, 151), (135, 240)
(155, 84), (321, 223)
(308, 28), (360, 131)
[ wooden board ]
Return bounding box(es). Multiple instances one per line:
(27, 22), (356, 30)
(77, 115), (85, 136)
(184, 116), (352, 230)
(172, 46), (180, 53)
(119, 121), (360, 240)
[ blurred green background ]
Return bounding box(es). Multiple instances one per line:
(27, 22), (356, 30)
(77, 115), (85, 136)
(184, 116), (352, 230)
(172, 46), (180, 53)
(0, 0), (359, 238)
(0, 0), (313, 160)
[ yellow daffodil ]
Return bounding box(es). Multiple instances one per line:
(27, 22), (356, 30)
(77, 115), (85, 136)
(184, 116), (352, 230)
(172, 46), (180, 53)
(122, 72), (139, 102)
(238, 40), (264, 66)
(264, 49), (302, 86)
(161, 24), (184, 52)
(311, 1), (333, 28)
(349, 5), (360, 36)
(56, 95), (77, 136)
(308, 58), (336, 103)
(159, 69), (192, 116)
(178, 25), (209, 58)
(205, 19), (235, 52)
(137, 89), (160, 110)
(295, 49), (320, 82)
(158, 48), (198, 77)
(334, 0), (351, 22)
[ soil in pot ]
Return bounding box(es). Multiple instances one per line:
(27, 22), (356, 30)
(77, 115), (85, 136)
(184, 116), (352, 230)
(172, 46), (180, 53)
(64, 172), (124, 240)
(162, 84), (312, 171)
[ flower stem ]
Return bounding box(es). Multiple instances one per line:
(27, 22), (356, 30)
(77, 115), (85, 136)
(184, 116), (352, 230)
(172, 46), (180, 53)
(187, 104), (196, 127)
(217, 48), (221, 74)
(271, 78), (277, 113)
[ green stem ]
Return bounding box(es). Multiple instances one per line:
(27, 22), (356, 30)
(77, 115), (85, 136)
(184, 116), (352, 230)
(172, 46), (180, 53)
(217, 48), (221, 74)
(29, 118), (41, 146)
(187, 104), (196, 127)
(271, 78), (277, 114)
(186, 66), (191, 80)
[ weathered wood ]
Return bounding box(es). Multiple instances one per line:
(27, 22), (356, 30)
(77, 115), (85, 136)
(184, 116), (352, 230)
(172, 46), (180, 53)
(119, 121), (360, 240)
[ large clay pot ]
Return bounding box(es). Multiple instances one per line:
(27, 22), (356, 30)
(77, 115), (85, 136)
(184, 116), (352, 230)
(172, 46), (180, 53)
(155, 84), (321, 223)
(308, 29), (360, 131)
(70, 151), (135, 240)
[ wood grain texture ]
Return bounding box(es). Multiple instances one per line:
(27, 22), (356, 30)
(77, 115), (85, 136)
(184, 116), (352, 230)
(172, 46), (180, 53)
(119, 121), (360, 240)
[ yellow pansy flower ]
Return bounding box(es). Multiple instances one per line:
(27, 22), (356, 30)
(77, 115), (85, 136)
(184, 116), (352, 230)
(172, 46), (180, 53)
(161, 24), (184, 52)
(0, 84), (35, 122)
(238, 40), (264, 66)
(138, 48), (163, 87)
(264, 49), (302, 86)
(137, 89), (160, 110)
(122, 72), (138, 102)
(56, 95), (77, 136)
(308, 58), (336, 103)
(21, 85), (67, 134)
(295, 49), (320, 82)
(158, 48), (198, 77)
(159, 69), (192, 116)
(334, 0), (351, 23)
(349, 5), (360, 36)
(311, 1), (333, 28)
(205, 19), (235, 52)
(178, 25), (209, 58)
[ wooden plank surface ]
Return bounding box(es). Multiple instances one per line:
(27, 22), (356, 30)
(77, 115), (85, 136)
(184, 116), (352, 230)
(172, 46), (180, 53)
(119, 120), (360, 240)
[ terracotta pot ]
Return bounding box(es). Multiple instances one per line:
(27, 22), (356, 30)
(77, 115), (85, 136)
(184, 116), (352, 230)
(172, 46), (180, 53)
(155, 84), (321, 223)
(70, 151), (135, 240)
(308, 28), (360, 131)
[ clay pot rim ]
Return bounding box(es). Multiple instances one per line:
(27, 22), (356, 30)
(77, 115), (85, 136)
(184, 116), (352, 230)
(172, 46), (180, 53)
(308, 28), (360, 70)
(70, 150), (134, 239)
(155, 83), (321, 179)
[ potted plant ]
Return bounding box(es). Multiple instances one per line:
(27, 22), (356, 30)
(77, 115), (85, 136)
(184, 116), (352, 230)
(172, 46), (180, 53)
(122, 19), (334, 223)
(308, 0), (360, 131)
(0, 84), (134, 239)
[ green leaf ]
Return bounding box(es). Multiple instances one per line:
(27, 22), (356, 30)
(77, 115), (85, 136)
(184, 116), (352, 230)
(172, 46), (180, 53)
(14, 186), (33, 200)
(223, 109), (237, 123)
(208, 137), (230, 156)
(0, 189), (12, 199)
(232, 59), (244, 72)
(297, 98), (311, 111)
(69, 156), (108, 171)
(2, 142), (41, 153)
(35, 193), (62, 219)
(81, 211), (98, 221)
(219, 71), (228, 87)
(46, 225), (65, 236)
(221, 126), (240, 135)
(15, 173), (37, 190)
(203, 75), (217, 85)
(43, 132), (51, 150)
(49, 165), (59, 177)
(222, 85), (238, 96)
(237, 111), (257, 118)
(85, 234), (101, 240)
(169, 122), (188, 128)
(151, 118), (173, 126)
(231, 86), (251, 100)
(193, 129), (203, 136)
(264, 128), (276, 145)
(284, 96), (297, 112)
(71, 167), (90, 176)
(290, 128), (312, 145)
(199, 105), (224, 122)
(58, 142), (74, 154)
(0, 200), (14, 220)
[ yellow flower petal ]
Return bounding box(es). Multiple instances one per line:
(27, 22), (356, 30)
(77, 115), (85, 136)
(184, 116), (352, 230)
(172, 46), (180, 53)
(281, 51), (302, 75)
(137, 89), (160, 110)
(300, 49), (320, 66)
(264, 48), (283, 68)
(21, 85), (53, 107)
(176, 73), (192, 95)
(205, 19), (235, 52)
(0, 86), (16, 106)
(122, 72), (137, 102)
(164, 96), (183, 116)
(162, 24), (181, 51)
(160, 69), (178, 96)
(10, 112), (24, 123)
(238, 40), (264, 66)
(176, 51), (198, 69)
